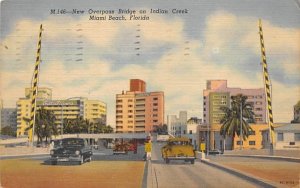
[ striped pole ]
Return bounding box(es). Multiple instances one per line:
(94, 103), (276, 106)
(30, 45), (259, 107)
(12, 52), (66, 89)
(258, 19), (274, 154)
(28, 24), (43, 145)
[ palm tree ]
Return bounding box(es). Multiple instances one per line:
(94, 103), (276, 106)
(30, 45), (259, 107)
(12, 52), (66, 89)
(25, 107), (58, 144)
(220, 94), (255, 150)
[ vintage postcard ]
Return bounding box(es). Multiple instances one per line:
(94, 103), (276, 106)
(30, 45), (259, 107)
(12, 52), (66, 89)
(0, 0), (299, 188)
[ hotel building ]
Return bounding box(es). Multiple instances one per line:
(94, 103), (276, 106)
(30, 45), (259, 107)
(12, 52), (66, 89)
(116, 79), (164, 133)
(202, 80), (266, 150)
(16, 88), (106, 137)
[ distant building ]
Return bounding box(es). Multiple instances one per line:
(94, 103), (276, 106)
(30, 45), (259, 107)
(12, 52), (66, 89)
(202, 80), (267, 150)
(291, 101), (300, 123)
(1, 108), (17, 130)
(115, 79), (164, 133)
(183, 117), (202, 150)
(167, 111), (187, 136)
(16, 88), (106, 137)
(203, 80), (266, 124)
(262, 123), (300, 150)
(25, 87), (52, 101)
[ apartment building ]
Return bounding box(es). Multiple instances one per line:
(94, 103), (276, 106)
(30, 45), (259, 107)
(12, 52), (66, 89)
(116, 79), (164, 133)
(167, 111), (187, 136)
(203, 80), (266, 125)
(202, 80), (267, 150)
(16, 88), (106, 137)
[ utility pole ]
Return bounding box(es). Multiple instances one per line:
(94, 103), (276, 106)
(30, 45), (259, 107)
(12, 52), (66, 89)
(258, 19), (274, 155)
(240, 100), (243, 150)
(28, 24), (43, 146)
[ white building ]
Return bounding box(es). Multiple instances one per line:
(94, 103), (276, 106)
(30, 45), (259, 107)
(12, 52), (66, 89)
(183, 117), (202, 150)
(167, 111), (187, 136)
(262, 123), (300, 150)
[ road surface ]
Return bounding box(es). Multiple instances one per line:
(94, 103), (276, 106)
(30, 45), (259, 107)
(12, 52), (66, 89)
(147, 141), (258, 188)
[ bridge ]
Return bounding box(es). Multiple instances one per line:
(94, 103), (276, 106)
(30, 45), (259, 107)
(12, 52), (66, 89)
(0, 133), (148, 145)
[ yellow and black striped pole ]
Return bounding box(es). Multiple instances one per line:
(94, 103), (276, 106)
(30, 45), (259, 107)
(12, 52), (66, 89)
(258, 19), (274, 154)
(28, 24), (43, 145)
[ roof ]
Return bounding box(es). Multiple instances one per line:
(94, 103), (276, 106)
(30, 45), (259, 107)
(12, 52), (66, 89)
(275, 123), (300, 132)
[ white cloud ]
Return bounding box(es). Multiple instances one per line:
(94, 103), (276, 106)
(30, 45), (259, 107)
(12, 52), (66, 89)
(1, 10), (299, 126)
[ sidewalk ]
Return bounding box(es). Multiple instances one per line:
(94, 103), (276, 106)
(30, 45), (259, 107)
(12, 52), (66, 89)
(0, 146), (49, 157)
(223, 149), (300, 158)
(199, 151), (300, 188)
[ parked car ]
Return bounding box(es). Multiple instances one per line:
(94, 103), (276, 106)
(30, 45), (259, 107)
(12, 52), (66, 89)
(161, 137), (196, 164)
(113, 143), (128, 155)
(208, 149), (223, 155)
(50, 138), (93, 165)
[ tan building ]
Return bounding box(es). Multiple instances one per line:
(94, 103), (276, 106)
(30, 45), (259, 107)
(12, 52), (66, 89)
(17, 88), (52, 137)
(16, 88), (106, 137)
(233, 124), (269, 150)
(116, 79), (164, 133)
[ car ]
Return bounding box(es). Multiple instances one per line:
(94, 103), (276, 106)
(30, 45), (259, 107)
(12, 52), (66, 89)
(208, 149), (223, 155)
(161, 137), (196, 164)
(50, 138), (93, 165)
(113, 143), (128, 155)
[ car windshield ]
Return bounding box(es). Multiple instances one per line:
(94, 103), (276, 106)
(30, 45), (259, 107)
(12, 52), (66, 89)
(170, 141), (189, 145)
(62, 139), (84, 146)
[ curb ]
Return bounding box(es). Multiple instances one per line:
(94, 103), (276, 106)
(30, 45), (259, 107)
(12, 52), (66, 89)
(222, 154), (300, 163)
(0, 153), (49, 160)
(200, 159), (282, 188)
(142, 160), (148, 188)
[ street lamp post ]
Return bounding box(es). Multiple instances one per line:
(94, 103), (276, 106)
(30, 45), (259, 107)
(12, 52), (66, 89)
(240, 101), (243, 150)
(207, 124), (210, 156)
(61, 104), (63, 139)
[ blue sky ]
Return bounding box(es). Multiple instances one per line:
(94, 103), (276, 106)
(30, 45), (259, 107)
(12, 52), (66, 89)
(0, 0), (299, 125)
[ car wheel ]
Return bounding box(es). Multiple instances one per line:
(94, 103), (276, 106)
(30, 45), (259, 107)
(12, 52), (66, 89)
(166, 158), (170, 164)
(191, 159), (195, 164)
(88, 156), (92, 162)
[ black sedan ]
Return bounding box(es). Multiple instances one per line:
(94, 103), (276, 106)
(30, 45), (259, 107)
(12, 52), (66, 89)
(50, 138), (93, 165)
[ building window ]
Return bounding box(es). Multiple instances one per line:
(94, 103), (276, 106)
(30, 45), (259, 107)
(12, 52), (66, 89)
(204, 108), (206, 111)
(153, 97), (158, 100)
(128, 105), (133, 108)
(294, 133), (300, 141)
(249, 131), (255, 135)
(277, 133), (284, 141)
(153, 103), (158, 106)
(189, 130), (192, 134)
(128, 115), (133, 118)
(128, 99), (133, 102)
(236, 141), (243, 145)
(249, 141), (256, 145)
(116, 105), (122, 108)
(153, 109), (158, 112)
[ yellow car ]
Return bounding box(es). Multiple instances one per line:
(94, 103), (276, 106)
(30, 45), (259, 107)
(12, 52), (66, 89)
(161, 137), (196, 164)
